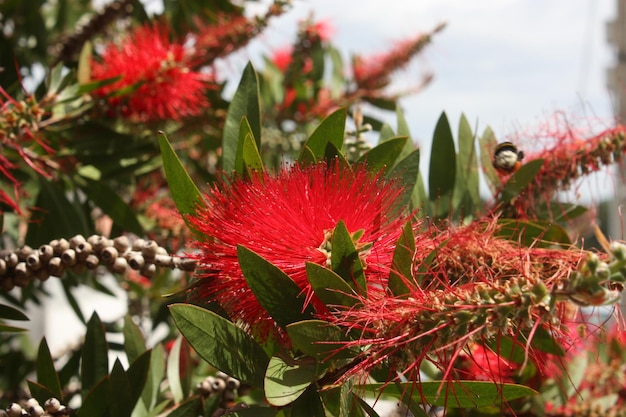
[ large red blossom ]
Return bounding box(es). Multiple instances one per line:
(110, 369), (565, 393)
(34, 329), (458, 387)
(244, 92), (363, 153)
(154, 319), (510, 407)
(91, 24), (211, 122)
(188, 161), (409, 339)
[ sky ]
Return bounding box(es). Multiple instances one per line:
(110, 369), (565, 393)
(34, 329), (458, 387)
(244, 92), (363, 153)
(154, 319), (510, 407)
(242, 0), (618, 144)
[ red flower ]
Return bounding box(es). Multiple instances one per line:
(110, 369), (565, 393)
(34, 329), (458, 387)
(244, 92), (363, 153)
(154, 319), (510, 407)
(188, 161), (408, 340)
(91, 24), (211, 122)
(271, 46), (293, 72)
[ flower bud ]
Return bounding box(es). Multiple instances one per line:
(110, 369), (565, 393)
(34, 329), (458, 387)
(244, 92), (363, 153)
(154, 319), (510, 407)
(610, 241), (626, 261)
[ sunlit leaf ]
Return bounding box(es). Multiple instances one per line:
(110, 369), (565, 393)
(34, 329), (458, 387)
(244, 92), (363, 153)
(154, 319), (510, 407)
(388, 221), (416, 296)
(265, 356), (318, 406)
(169, 304), (269, 388)
(429, 113), (456, 218)
(479, 126), (501, 194)
(286, 320), (356, 360)
(453, 114), (479, 214)
(234, 117), (264, 176)
(306, 262), (357, 308)
(158, 132), (203, 234)
(356, 136), (407, 172)
(388, 149), (420, 212)
(497, 219), (571, 248)
(299, 108), (346, 163)
(166, 336), (185, 404)
(223, 62), (261, 172)
(123, 315), (146, 364)
(238, 245), (315, 327)
(330, 220), (366, 295)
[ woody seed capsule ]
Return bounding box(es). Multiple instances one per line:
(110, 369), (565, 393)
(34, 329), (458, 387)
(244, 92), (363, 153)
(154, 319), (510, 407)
(141, 240), (159, 258)
(26, 253), (42, 270)
(44, 398), (61, 413)
(113, 236), (130, 252)
(128, 254), (145, 270)
(101, 246), (118, 264)
(61, 249), (77, 266)
(69, 234), (86, 248)
(47, 257), (64, 276)
(132, 238), (146, 251)
(38, 245), (54, 262)
(85, 254), (100, 269)
(14, 262), (32, 284)
(5, 252), (18, 268)
(75, 242), (92, 261)
(16, 245), (33, 261)
(88, 235), (108, 252)
(0, 259), (6, 275)
(6, 403), (22, 417)
(154, 254), (173, 267)
(111, 257), (128, 274)
(140, 263), (156, 278)
(53, 238), (70, 255)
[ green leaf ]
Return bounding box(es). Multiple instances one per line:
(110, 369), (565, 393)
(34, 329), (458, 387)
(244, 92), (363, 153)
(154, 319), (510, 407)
(169, 304), (269, 388)
(127, 350), (152, 408)
(453, 114), (479, 213)
(78, 376), (109, 417)
(234, 117), (264, 176)
(158, 132), (203, 233)
(497, 219), (571, 248)
(223, 62), (261, 172)
(227, 407), (276, 417)
(164, 396), (202, 417)
(109, 359), (133, 417)
(238, 245), (315, 327)
(166, 336), (185, 404)
(429, 113), (456, 217)
(388, 221), (416, 296)
(0, 323), (27, 332)
(27, 381), (58, 409)
(36, 338), (63, 401)
(499, 159), (545, 203)
(387, 149), (421, 212)
(299, 108), (346, 163)
(330, 221), (366, 295)
(353, 394), (382, 417)
(140, 344), (165, 411)
(264, 355), (318, 406)
(288, 385), (326, 416)
(0, 304), (28, 321)
(359, 381), (536, 408)
(395, 106), (415, 159)
(81, 177), (143, 235)
(356, 136), (408, 172)
(286, 320), (355, 360)
(479, 126), (502, 194)
(378, 123), (396, 143)
(123, 315), (146, 364)
(81, 313), (109, 395)
(306, 262), (357, 308)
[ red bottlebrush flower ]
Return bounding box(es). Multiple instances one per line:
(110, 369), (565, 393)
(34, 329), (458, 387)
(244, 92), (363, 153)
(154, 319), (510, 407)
(300, 19), (334, 43)
(271, 46), (293, 72)
(91, 24), (212, 122)
(187, 161), (409, 340)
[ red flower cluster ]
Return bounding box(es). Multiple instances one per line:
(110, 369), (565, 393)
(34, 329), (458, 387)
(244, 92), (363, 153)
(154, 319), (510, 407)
(188, 161), (408, 339)
(91, 24), (212, 122)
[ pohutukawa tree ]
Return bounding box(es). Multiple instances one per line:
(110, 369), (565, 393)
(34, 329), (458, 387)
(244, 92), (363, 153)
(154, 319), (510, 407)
(1, 1), (625, 417)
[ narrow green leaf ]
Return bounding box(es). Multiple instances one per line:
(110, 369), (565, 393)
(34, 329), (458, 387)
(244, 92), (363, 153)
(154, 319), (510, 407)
(109, 359), (133, 417)
(36, 338), (63, 401)
(158, 132), (203, 233)
(0, 323), (27, 332)
(359, 381), (536, 408)
(78, 376), (109, 417)
(166, 336), (185, 404)
(27, 381), (58, 408)
(286, 320), (356, 360)
(169, 304), (269, 388)
(289, 385), (327, 416)
(356, 136), (408, 172)
(123, 315), (146, 364)
(378, 123), (396, 143)
(164, 397), (202, 417)
(77, 41), (92, 84)
(499, 159), (545, 203)
(299, 145), (317, 165)
(299, 108), (346, 163)
(81, 313), (109, 395)
(396, 106), (416, 159)
(429, 113), (456, 217)
(81, 177), (143, 235)
(325, 141), (350, 167)
(388, 221), (416, 297)
(479, 126), (502, 194)
(264, 355), (317, 406)
(354, 394), (382, 417)
(127, 350), (152, 409)
(387, 149), (420, 212)
(60, 279), (86, 323)
(238, 245), (315, 327)
(453, 114), (479, 213)
(223, 62), (261, 172)
(497, 219), (571, 248)
(0, 304), (28, 321)
(330, 221), (366, 295)
(235, 117), (264, 176)
(306, 262), (357, 308)
(140, 344), (165, 411)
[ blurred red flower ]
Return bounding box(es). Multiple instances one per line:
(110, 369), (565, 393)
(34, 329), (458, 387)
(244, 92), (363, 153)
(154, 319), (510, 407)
(91, 24), (212, 122)
(188, 161), (408, 339)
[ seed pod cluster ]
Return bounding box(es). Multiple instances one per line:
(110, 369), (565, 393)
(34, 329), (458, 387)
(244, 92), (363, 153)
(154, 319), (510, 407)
(1, 397), (70, 417)
(197, 371), (245, 408)
(0, 235), (197, 291)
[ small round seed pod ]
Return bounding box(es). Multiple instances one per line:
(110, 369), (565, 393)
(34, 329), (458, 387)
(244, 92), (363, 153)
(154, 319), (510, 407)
(35, 268), (50, 281)
(111, 256), (128, 274)
(69, 234), (86, 248)
(26, 253), (42, 271)
(101, 246), (118, 265)
(24, 399), (39, 410)
(14, 262), (32, 285)
(140, 263), (156, 279)
(156, 246), (168, 256)
(44, 398), (61, 413)
(28, 405), (43, 417)
(198, 379), (212, 395)
(74, 242), (92, 262)
(131, 238), (146, 251)
(6, 403), (23, 417)
(0, 258), (6, 275)
(16, 245), (33, 261)
(85, 254), (100, 269)
(222, 389), (236, 402)
(141, 240), (159, 258)
(38, 245), (54, 262)
(5, 252), (18, 268)
(127, 254), (145, 270)
(47, 257), (65, 276)
(0, 409), (8, 417)
(210, 377), (226, 392)
(154, 254), (174, 268)
(113, 236), (130, 253)
(61, 249), (77, 266)
(225, 377), (240, 391)
(52, 238), (70, 255)
(87, 235), (108, 252)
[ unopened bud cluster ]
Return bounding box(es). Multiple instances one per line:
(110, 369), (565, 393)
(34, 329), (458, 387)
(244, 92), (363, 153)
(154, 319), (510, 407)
(0, 398), (70, 417)
(0, 96), (44, 143)
(0, 234), (196, 291)
(196, 371), (242, 407)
